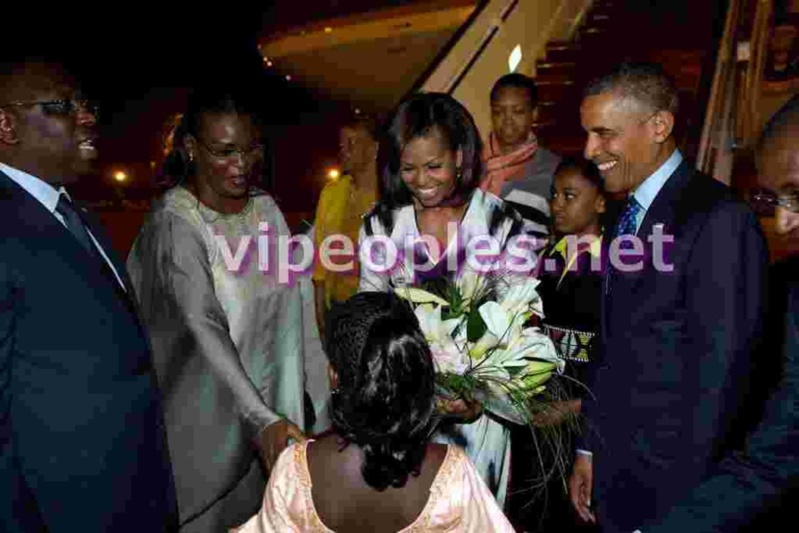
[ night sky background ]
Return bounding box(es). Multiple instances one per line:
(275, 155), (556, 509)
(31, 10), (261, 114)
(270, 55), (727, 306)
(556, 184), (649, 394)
(0, 3), (400, 221)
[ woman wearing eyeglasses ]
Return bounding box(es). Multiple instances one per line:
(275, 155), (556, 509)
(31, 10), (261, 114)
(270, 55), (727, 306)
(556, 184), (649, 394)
(127, 89), (326, 533)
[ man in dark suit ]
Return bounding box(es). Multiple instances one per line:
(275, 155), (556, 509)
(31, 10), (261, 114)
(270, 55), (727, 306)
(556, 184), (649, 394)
(0, 61), (178, 531)
(639, 94), (799, 533)
(567, 63), (768, 533)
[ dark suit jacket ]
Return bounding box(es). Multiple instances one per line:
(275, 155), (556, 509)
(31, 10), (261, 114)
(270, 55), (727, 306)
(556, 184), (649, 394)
(579, 160), (768, 533)
(0, 171), (178, 532)
(645, 274), (799, 533)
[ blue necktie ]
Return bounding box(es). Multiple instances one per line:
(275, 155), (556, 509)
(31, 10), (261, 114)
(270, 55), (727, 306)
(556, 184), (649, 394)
(614, 196), (643, 238)
(606, 196), (643, 294)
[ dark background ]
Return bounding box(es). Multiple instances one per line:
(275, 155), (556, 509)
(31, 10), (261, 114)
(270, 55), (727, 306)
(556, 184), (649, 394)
(0, 4), (398, 218)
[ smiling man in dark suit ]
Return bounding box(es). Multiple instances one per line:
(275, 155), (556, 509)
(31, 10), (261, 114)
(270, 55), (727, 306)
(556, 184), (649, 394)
(567, 62), (768, 533)
(640, 93), (799, 533)
(0, 60), (178, 531)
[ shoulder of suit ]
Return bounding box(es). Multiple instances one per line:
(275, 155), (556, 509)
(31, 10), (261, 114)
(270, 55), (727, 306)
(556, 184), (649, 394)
(679, 167), (742, 212)
(665, 167), (760, 243)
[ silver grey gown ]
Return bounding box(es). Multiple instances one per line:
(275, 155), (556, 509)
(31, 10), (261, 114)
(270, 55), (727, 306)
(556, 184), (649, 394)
(127, 186), (327, 532)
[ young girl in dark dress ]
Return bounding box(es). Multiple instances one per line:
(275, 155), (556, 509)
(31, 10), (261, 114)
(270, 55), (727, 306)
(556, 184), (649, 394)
(507, 157), (606, 533)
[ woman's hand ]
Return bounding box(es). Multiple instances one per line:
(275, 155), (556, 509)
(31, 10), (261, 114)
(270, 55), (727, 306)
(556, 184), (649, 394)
(436, 396), (483, 423)
(257, 419), (307, 471)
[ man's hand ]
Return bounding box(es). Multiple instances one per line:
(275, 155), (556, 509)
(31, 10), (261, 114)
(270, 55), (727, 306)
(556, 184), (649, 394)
(569, 453), (596, 524)
(436, 397), (482, 423)
(258, 419), (307, 471)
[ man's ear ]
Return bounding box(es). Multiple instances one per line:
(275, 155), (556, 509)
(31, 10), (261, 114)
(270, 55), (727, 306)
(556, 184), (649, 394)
(651, 110), (674, 143)
(0, 109), (19, 145)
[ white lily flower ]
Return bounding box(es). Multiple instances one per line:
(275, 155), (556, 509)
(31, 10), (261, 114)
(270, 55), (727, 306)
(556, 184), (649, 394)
(478, 327), (561, 376)
(444, 317), (467, 344)
(499, 276), (544, 319)
(478, 301), (512, 342)
(478, 300), (529, 346)
(414, 304), (442, 341)
(469, 330), (501, 360)
(471, 363), (510, 382)
(457, 268), (482, 304)
(515, 328), (564, 372)
(394, 287), (450, 307)
(414, 304), (470, 375)
(431, 341), (470, 375)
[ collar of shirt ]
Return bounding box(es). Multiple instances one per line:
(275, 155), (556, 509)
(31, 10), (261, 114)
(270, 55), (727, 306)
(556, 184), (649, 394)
(548, 234), (603, 287)
(0, 163), (127, 290)
(549, 234), (602, 260)
(631, 149), (683, 216)
(0, 162), (68, 213)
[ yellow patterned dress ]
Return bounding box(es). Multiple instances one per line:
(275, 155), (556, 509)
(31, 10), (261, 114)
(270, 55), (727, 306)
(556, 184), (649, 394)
(312, 175), (376, 307)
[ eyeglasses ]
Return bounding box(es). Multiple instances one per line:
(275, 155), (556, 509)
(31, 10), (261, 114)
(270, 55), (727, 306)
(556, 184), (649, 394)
(0, 99), (99, 119)
(749, 188), (799, 215)
(194, 137), (263, 160)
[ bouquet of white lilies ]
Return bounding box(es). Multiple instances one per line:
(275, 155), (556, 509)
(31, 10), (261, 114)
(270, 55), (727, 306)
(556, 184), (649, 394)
(394, 269), (564, 425)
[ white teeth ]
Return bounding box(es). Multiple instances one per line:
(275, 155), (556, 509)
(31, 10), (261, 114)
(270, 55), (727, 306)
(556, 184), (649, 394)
(419, 187), (437, 197)
(598, 160), (617, 171)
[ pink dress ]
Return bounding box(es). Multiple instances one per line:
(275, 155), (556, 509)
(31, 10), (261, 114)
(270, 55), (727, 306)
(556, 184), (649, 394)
(233, 441), (515, 532)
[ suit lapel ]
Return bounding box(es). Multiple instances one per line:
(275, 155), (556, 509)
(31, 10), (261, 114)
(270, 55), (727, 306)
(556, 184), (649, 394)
(0, 171), (141, 321)
(606, 161), (692, 298)
(72, 201), (146, 326)
(637, 161), (692, 242)
(79, 206), (136, 293)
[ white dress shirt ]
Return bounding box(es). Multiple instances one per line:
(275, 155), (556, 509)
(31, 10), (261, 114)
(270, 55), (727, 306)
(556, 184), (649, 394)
(629, 149), (683, 233)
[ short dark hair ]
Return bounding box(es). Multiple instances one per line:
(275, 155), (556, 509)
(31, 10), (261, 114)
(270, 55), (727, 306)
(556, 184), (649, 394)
(554, 156), (604, 191)
(490, 73), (538, 108)
(369, 92), (483, 232)
(584, 62), (678, 116)
(758, 93), (799, 153)
(341, 110), (380, 141)
(0, 59), (78, 104)
(325, 292), (435, 491)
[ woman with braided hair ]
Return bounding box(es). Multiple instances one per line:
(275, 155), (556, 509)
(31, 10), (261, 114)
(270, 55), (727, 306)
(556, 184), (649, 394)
(234, 292), (514, 532)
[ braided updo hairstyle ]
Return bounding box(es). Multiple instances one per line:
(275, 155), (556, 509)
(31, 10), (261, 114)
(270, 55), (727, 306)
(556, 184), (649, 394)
(325, 292), (436, 491)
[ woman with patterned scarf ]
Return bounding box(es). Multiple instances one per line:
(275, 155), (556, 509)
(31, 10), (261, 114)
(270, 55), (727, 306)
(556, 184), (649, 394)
(481, 73), (561, 239)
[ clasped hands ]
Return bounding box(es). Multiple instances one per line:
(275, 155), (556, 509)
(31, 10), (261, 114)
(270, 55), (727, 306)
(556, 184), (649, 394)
(435, 395), (482, 423)
(257, 418), (307, 471)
